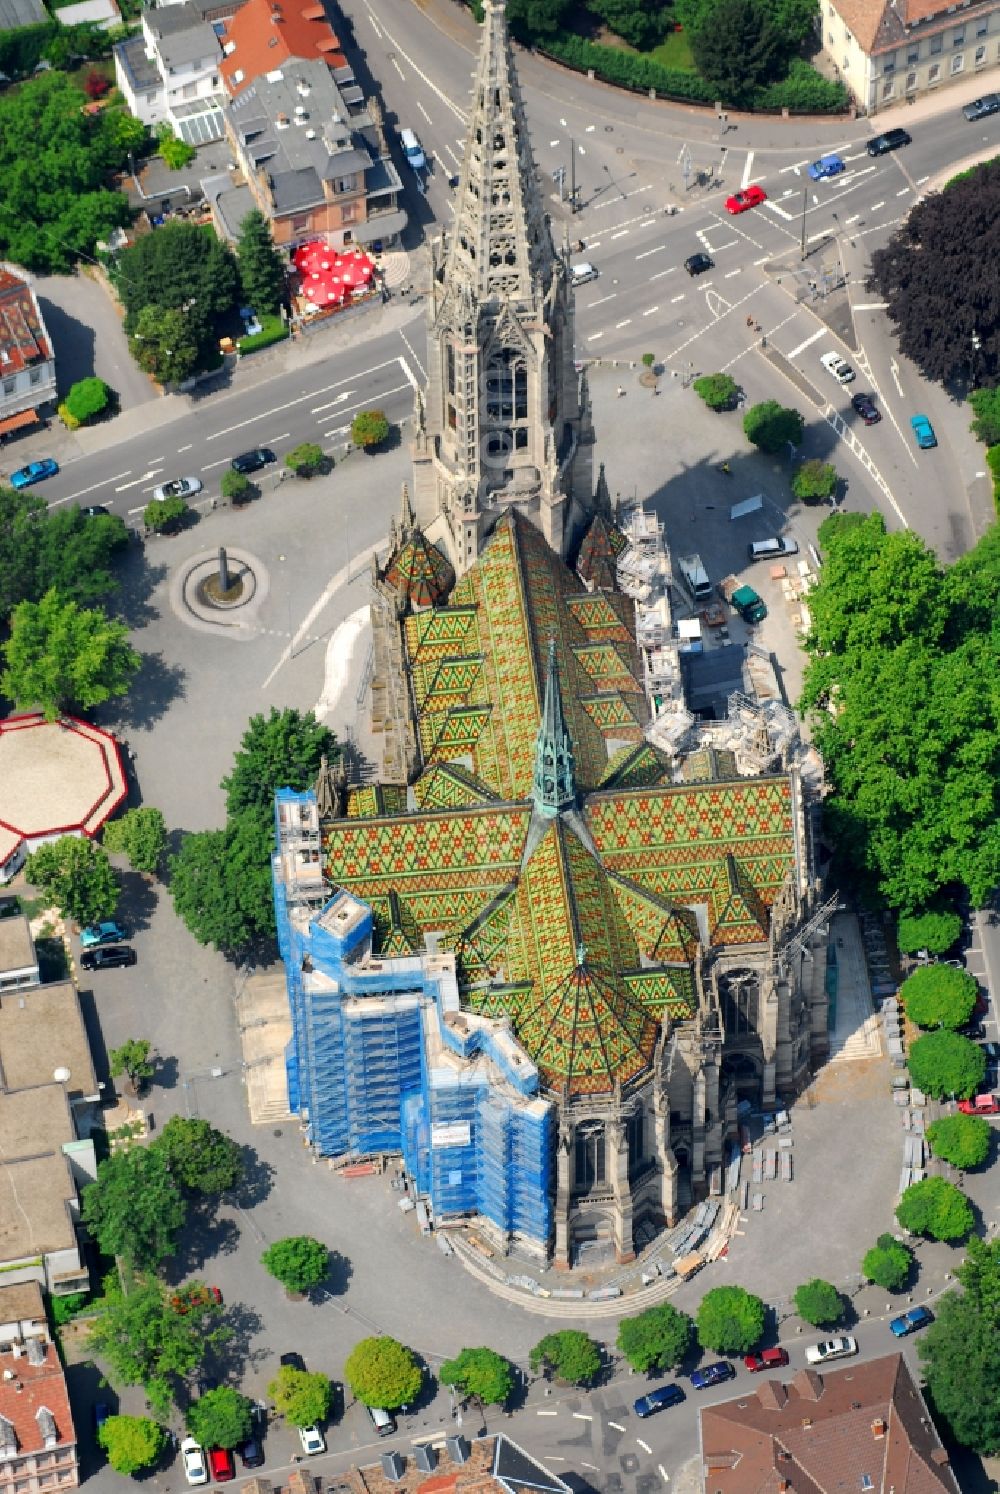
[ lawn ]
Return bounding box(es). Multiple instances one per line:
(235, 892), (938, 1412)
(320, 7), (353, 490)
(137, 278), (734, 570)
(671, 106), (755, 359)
(649, 27), (696, 71)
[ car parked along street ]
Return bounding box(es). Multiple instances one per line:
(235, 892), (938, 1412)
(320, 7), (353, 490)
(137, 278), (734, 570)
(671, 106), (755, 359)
(80, 945), (137, 971)
(80, 921), (127, 948)
(231, 448), (276, 475)
(690, 1361), (737, 1390)
(152, 476), (203, 501)
(889, 1306), (933, 1337)
(9, 458), (58, 489)
(634, 1383), (685, 1417)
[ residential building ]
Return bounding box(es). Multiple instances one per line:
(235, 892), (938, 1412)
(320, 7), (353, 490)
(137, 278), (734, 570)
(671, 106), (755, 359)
(0, 268), (56, 442)
(0, 919), (100, 1297)
(699, 1353), (959, 1492)
(0, 913), (39, 993)
(213, 55), (405, 248)
(823, 0), (1000, 112)
(292, 1433), (570, 1492)
(218, 0), (347, 95)
(114, 0), (228, 144)
(0, 1283), (78, 1494)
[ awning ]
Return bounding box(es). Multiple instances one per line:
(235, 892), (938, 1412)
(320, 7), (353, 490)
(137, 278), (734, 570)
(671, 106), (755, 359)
(729, 494), (764, 520)
(353, 210), (407, 245)
(0, 408), (41, 439)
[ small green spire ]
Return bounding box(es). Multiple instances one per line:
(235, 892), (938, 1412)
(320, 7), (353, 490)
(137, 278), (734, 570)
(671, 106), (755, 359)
(533, 639), (576, 818)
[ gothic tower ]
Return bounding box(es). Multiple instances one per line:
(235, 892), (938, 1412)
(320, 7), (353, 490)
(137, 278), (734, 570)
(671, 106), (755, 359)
(410, 0), (596, 576)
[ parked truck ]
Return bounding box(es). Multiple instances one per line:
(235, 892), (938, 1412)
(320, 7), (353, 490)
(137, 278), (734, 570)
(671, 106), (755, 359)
(719, 574), (768, 624)
(677, 553), (712, 601)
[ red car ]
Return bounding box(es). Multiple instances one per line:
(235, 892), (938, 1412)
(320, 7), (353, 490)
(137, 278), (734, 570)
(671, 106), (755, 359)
(744, 1347), (789, 1373)
(725, 184), (767, 214)
(208, 1448), (235, 1483)
(958, 1094), (1000, 1115)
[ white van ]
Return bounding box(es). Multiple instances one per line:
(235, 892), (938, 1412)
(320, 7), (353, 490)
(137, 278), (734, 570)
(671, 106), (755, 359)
(367, 1406), (396, 1437)
(747, 536), (799, 561)
(677, 553), (712, 601)
(571, 262), (598, 286)
(399, 128), (426, 172)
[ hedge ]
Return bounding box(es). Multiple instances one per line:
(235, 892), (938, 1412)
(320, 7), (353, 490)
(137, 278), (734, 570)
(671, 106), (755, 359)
(238, 314), (289, 355)
(0, 21), (57, 78)
(987, 443), (1000, 507)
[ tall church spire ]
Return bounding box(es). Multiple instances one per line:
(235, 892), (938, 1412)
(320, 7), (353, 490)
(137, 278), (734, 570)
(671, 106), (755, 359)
(533, 640), (576, 818)
(445, 0), (553, 303)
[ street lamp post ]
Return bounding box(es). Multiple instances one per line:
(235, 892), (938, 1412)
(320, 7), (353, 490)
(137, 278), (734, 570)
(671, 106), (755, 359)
(971, 329), (982, 387)
(800, 186), (808, 260)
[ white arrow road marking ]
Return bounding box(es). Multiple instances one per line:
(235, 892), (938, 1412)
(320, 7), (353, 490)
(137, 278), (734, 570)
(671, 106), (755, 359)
(890, 358), (904, 397)
(311, 392), (354, 413)
(115, 469), (162, 491)
(741, 150), (754, 189)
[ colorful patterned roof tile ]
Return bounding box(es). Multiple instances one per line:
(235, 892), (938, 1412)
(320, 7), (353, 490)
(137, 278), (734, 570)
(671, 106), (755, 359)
(577, 514), (629, 591)
(598, 741), (672, 790)
(346, 784), (409, 818)
(385, 529), (455, 611)
(413, 760), (501, 812)
(680, 746), (741, 783)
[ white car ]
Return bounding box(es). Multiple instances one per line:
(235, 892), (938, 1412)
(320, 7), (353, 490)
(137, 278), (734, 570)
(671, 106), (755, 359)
(152, 476), (203, 501)
(820, 351), (855, 384)
(805, 1335), (858, 1366)
(298, 1423), (326, 1456)
(180, 1436), (208, 1486)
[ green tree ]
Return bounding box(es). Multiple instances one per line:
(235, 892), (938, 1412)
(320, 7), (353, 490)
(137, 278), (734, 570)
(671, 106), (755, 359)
(267, 1366), (332, 1428)
(24, 836), (119, 925)
(692, 372), (738, 411)
(696, 1286), (765, 1354)
(743, 400), (804, 454)
(87, 1275), (225, 1417)
(616, 1302), (693, 1373)
(222, 707), (337, 819)
(154, 1116), (244, 1195)
(793, 1279), (844, 1327)
(896, 1176), (974, 1242)
(64, 376), (111, 424)
(156, 128), (196, 171)
(927, 1113), (991, 1170)
(168, 821), (275, 957)
(505, 0), (571, 41)
(103, 107), (148, 155)
(103, 807), (168, 875)
(969, 385), (1000, 446)
(130, 304), (201, 385)
(236, 208), (286, 316)
(109, 1038), (155, 1095)
(792, 458), (838, 503)
(144, 494), (189, 533)
(350, 409), (391, 449)
(117, 220), (237, 335)
(862, 1233), (913, 1291)
(771, 0), (819, 46)
(586, 0), (671, 48)
(919, 1237), (1000, 1452)
(691, 0), (782, 106)
(2, 588), (140, 719)
(0, 493), (127, 618)
(81, 1147), (186, 1271)
(98, 1414), (166, 1474)
(897, 909), (962, 955)
(439, 1347), (515, 1408)
(528, 1330), (602, 1386)
(344, 1336), (422, 1409)
(901, 965), (978, 1031)
(186, 1387), (253, 1450)
(261, 1236), (328, 1295)
(908, 1030), (986, 1100)
(284, 441), (325, 477)
(220, 469), (252, 504)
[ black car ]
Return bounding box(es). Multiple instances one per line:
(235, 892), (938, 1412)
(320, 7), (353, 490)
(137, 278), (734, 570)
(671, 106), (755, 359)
(80, 945), (136, 971)
(80, 505), (110, 517)
(684, 252), (714, 276)
(851, 392), (881, 425)
(634, 1383), (685, 1418)
(237, 1433), (264, 1469)
(280, 1351), (306, 1372)
(231, 448), (276, 475)
(867, 127), (912, 157)
(963, 93), (1000, 121)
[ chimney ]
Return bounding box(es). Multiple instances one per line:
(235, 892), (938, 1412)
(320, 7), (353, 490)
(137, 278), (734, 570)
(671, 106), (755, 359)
(414, 1443), (437, 1473)
(801, 1418), (812, 1429)
(872, 1417), (887, 1439)
(446, 1435), (470, 1465)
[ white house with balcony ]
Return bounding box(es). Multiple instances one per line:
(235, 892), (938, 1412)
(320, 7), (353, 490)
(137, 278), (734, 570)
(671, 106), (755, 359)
(114, 0), (229, 144)
(0, 267), (56, 442)
(823, 0), (1000, 112)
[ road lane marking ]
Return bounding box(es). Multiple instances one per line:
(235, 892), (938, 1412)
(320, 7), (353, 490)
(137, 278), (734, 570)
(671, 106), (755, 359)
(659, 1466), (670, 1482)
(670, 294), (685, 302)
(637, 1438), (652, 1454)
(205, 359), (402, 440)
(608, 1420), (626, 1432)
(416, 100), (432, 123)
(55, 471), (131, 504)
(845, 213), (860, 223)
(765, 199), (795, 221)
(642, 306), (659, 316)
(636, 244), (668, 260)
(589, 294), (618, 307)
(890, 357), (904, 398)
(724, 268), (741, 278)
(615, 318), (632, 328)
(311, 392), (353, 414)
(610, 229), (628, 240)
(265, 431), (290, 445)
(871, 199), (885, 211)
(787, 327), (826, 358)
(178, 443), (192, 453)
(779, 159), (809, 173)
(536, 1410), (558, 1417)
(573, 1412), (593, 1421)
(741, 150), (754, 189)
(202, 457), (232, 470)
(114, 469), (162, 491)
(896, 186), (911, 195)
(650, 268), (676, 281)
(853, 302), (888, 311)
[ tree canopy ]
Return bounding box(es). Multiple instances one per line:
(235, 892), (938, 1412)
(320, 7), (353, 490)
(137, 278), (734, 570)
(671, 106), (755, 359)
(222, 707), (337, 819)
(260, 1236), (328, 1294)
(861, 1233), (913, 1291)
(25, 836), (119, 926)
(0, 73), (133, 271)
(2, 588), (141, 719)
(869, 159), (1000, 387)
(0, 487), (127, 622)
(696, 1286), (765, 1354)
(117, 221), (238, 367)
(168, 820), (275, 956)
(896, 1176), (974, 1242)
(919, 1238), (1000, 1452)
(529, 1330), (601, 1386)
(186, 1388), (254, 1450)
(236, 209), (286, 316)
(154, 1116), (244, 1195)
(616, 1302), (693, 1372)
(692, 373), (738, 411)
(344, 1336), (422, 1409)
(794, 1279), (844, 1327)
(130, 305), (202, 386)
(109, 1038), (155, 1094)
(267, 1366), (332, 1428)
(87, 1275), (225, 1417)
(927, 1113), (992, 1170)
(792, 458), (838, 503)
(908, 1030), (986, 1100)
(743, 400), (803, 454)
(98, 1414), (166, 1475)
(64, 376), (111, 424)
(801, 514), (1000, 910)
(285, 442), (326, 477)
(81, 1147), (186, 1271)
(439, 1347), (515, 1407)
(897, 909), (962, 955)
(690, 0), (782, 106)
(901, 965), (978, 1031)
(103, 807), (168, 876)
(351, 409), (391, 448)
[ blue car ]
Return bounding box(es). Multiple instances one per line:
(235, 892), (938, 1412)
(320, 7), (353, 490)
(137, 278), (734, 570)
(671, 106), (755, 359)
(808, 154), (845, 181)
(9, 458), (58, 489)
(691, 1361), (737, 1390)
(889, 1306), (933, 1337)
(93, 1402), (110, 1433)
(910, 414), (937, 449)
(80, 921), (127, 948)
(634, 1383), (685, 1418)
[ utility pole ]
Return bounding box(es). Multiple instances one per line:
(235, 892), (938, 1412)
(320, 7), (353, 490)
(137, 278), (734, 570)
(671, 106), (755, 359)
(569, 135), (577, 214)
(800, 186), (808, 260)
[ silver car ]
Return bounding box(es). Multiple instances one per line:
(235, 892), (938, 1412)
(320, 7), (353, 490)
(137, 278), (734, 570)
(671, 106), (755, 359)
(805, 1335), (858, 1366)
(152, 476), (203, 501)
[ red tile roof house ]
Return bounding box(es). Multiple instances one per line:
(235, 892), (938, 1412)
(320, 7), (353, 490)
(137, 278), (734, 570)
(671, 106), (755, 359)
(0, 1295), (79, 1494)
(822, 0), (1000, 113)
(699, 1352), (959, 1494)
(0, 267), (56, 443)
